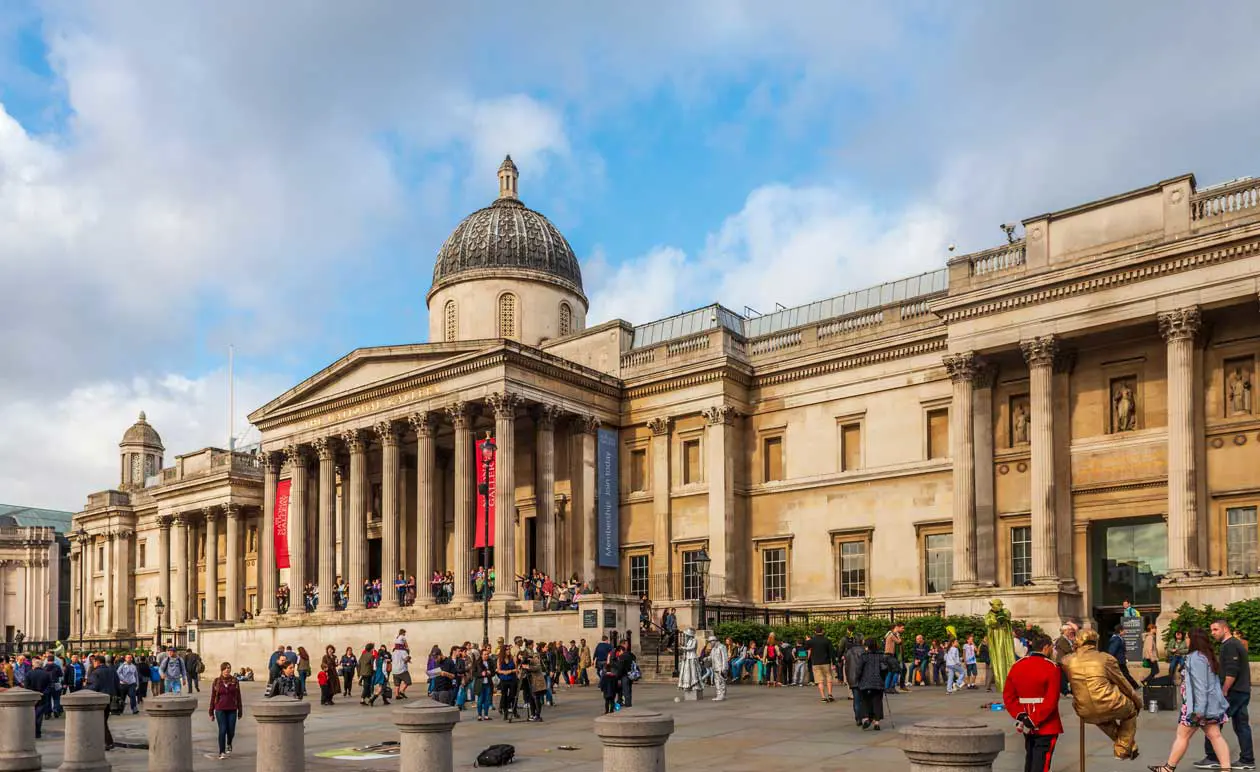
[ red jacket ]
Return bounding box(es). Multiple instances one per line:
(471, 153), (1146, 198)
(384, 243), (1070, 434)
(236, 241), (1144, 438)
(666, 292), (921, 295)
(1002, 652), (1062, 735)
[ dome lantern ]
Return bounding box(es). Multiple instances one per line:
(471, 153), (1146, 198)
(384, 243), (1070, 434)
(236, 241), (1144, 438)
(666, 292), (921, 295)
(498, 154), (519, 200)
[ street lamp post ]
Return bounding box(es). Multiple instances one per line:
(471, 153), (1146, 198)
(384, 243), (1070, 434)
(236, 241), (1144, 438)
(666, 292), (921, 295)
(477, 434), (497, 647)
(75, 527), (87, 653)
(694, 548), (712, 633)
(154, 596), (165, 652)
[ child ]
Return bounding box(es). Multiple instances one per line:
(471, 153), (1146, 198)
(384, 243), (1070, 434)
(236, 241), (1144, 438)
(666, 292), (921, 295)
(317, 663), (333, 705)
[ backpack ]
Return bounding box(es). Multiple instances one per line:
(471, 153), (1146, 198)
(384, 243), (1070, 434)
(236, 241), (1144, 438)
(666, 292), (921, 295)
(475, 744), (516, 767)
(629, 662), (641, 682)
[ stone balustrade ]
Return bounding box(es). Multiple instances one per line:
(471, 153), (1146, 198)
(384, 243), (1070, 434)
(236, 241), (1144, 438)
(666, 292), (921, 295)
(1193, 177), (1260, 221)
(969, 242), (1027, 276)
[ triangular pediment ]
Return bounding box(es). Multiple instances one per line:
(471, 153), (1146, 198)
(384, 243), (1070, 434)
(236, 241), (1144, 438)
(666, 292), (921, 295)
(249, 341), (494, 423)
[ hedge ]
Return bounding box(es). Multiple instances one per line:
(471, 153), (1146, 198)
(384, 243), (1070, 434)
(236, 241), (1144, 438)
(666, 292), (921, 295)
(1164, 598), (1260, 649)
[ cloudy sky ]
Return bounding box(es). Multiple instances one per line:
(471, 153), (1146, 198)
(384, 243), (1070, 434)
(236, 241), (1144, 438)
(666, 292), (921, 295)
(2, 1), (1258, 510)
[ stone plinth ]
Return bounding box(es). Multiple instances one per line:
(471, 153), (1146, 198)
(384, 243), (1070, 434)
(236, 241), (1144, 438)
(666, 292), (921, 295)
(393, 701), (460, 772)
(252, 698), (310, 772)
(0, 688), (42, 771)
(146, 695), (197, 772)
(593, 707), (674, 772)
(900, 717), (1004, 772)
(58, 691), (111, 772)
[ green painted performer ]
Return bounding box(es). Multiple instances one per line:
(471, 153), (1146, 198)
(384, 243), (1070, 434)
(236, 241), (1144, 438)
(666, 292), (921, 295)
(985, 598), (1016, 689)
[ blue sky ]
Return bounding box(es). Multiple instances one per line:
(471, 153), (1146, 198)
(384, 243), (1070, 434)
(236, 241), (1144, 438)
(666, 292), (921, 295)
(2, 1), (1259, 509)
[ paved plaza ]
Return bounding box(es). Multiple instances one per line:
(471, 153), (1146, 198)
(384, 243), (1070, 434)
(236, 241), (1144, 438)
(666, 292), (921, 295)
(25, 680), (1257, 771)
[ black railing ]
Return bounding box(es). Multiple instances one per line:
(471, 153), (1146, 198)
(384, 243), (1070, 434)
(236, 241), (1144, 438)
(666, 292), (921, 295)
(706, 603), (945, 627)
(1, 634), (187, 656)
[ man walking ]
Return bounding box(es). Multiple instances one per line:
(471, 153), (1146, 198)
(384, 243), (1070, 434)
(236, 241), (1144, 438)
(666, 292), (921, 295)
(1003, 632), (1063, 772)
(23, 659), (52, 739)
(1106, 624), (1143, 692)
(1194, 619), (1254, 770)
(806, 626), (836, 702)
(116, 654), (140, 714)
(86, 654), (119, 751)
(160, 646), (187, 694)
(184, 650), (204, 692)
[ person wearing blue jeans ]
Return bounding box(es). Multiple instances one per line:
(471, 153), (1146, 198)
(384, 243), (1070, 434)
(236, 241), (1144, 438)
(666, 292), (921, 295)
(1196, 620), (1254, 770)
(883, 625), (906, 692)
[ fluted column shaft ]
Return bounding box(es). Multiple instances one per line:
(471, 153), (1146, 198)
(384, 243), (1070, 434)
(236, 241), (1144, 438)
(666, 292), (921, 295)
(202, 511), (219, 621)
(1021, 336), (1059, 584)
(535, 406), (558, 580)
(579, 419), (598, 582)
(1160, 307), (1203, 577)
(100, 533), (113, 633)
(490, 393), (520, 599)
(345, 432), (369, 611)
(171, 518), (188, 626)
(225, 506), (241, 621)
(412, 414), (438, 604)
(259, 455), (280, 616)
(157, 517), (171, 627)
(115, 530), (132, 632)
(449, 404), (475, 603)
(944, 353), (979, 588)
(315, 439), (337, 612)
(379, 421), (402, 608)
(285, 447), (310, 615)
(648, 417), (673, 598)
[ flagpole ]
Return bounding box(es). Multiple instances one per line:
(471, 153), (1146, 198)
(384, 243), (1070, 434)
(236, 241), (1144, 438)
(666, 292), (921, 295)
(228, 344), (235, 451)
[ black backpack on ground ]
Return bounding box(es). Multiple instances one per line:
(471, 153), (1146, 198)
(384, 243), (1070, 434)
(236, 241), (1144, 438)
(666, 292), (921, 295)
(475, 744), (516, 767)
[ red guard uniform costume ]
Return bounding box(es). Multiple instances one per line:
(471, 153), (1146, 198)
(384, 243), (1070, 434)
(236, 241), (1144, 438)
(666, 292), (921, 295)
(1003, 650), (1063, 772)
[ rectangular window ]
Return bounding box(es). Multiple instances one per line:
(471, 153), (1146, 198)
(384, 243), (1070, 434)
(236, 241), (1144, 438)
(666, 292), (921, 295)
(840, 423), (862, 471)
(839, 541), (867, 598)
(629, 554), (650, 597)
(138, 541), (147, 569)
(763, 436), (784, 482)
(1227, 506), (1259, 575)
(1011, 526), (1032, 586)
(762, 547), (787, 602)
(682, 439), (702, 484)
(927, 408), (950, 460)
(682, 550), (704, 600)
(630, 449), (648, 492)
(925, 533), (953, 593)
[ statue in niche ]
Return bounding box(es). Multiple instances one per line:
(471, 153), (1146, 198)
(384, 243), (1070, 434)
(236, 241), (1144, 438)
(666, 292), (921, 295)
(1011, 398), (1031, 446)
(1112, 379), (1137, 432)
(1226, 364), (1253, 416)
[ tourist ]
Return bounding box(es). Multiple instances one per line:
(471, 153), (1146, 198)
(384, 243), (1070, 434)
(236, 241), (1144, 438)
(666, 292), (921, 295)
(521, 641), (546, 721)
(1142, 624), (1161, 684)
(85, 654), (118, 751)
(391, 644), (412, 700)
(395, 572), (408, 606)
(41, 654), (64, 719)
(497, 645), (520, 721)
(1106, 624), (1143, 691)
(1191, 619), (1253, 771)
(267, 645), (286, 684)
(116, 654), (139, 714)
(842, 635), (864, 712)
(854, 638), (887, 731)
(148, 657), (162, 696)
(763, 632), (781, 687)
(320, 645), (340, 704)
(979, 636), (994, 692)
(539, 642), (557, 705)
(368, 644), (392, 706)
(424, 645), (441, 696)
(931, 640), (946, 686)
(883, 623), (906, 693)
(23, 657), (52, 739)
(912, 635), (930, 688)
(599, 645), (620, 714)
(945, 639), (964, 694)
(161, 646), (187, 694)
(470, 649), (492, 721)
(317, 660), (334, 705)
(662, 608), (678, 651)
(1002, 632), (1062, 772)
(209, 662), (243, 759)
(614, 640), (636, 708)
(265, 661), (301, 699)
(1168, 630), (1188, 676)
(963, 634), (978, 689)
(356, 643), (376, 705)
(295, 646), (311, 699)
(805, 626), (835, 702)
(578, 638), (592, 686)
(1150, 628), (1234, 772)
(593, 635), (612, 676)
(1122, 599), (1139, 618)
(338, 647), (357, 698)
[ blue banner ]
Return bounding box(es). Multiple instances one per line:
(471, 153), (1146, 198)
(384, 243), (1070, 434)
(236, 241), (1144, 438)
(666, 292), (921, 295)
(596, 427), (620, 568)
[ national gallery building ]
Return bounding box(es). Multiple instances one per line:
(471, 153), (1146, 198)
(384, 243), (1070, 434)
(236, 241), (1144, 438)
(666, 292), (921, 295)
(73, 159), (1260, 659)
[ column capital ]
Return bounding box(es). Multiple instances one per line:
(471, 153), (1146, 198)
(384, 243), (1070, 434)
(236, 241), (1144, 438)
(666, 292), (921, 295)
(282, 444), (309, 469)
(1158, 306), (1202, 343)
(258, 451), (282, 474)
(202, 506), (219, 523)
(646, 416), (672, 436)
(575, 414), (601, 435)
(942, 351), (983, 383)
(374, 420), (403, 446)
(172, 512), (191, 528)
(312, 436), (338, 461)
(224, 503), (243, 519)
(487, 391), (521, 419)
(340, 429), (369, 454)
(104, 530), (117, 542)
(445, 401), (476, 429)
(533, 403), (562, 429)
(702, 404), (739, 426)
(409, 411), (439, 437)
(973, 361), (999, 390)
(114, 528), (134, 540)
(1020, 335), (1058, 369)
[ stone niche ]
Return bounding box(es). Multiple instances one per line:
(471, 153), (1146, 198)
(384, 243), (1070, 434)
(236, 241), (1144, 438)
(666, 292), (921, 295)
(1008, 394), (1030, 447)
(1109, 375), (1139, 433)
(1223, 356), (1254, 418)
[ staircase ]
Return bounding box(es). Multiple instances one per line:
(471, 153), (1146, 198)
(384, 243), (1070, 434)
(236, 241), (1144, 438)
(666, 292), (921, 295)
(638, 629), (678, 685)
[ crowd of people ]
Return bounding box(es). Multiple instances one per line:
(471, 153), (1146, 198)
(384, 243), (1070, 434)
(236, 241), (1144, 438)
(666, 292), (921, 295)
(266, 569), (594, 611)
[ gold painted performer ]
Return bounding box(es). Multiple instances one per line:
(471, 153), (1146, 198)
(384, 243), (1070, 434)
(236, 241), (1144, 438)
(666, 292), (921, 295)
(984, 599), (1016, 689)
(1061, 629), (1142, 760)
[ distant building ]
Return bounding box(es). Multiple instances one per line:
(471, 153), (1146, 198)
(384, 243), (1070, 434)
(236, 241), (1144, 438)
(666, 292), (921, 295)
(0, 504), (73, 643)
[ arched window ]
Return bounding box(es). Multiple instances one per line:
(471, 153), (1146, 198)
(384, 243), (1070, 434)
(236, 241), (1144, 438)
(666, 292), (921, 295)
(497, 293), (517, 339)
(444, 300), (458, 342)
(558, 302), (572, 337)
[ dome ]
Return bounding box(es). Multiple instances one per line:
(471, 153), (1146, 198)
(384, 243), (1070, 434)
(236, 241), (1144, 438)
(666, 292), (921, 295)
(120, 411), (164, 449)
(428, 156), (585, 303)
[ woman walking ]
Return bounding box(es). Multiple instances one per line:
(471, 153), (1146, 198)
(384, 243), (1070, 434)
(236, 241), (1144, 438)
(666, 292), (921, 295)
(296, 647), (311, 699)
(320, 645), (340, 704)
(1142, 624), (1161, 684)
(209, 662), (243, 760)
(1147, 629), (1233, 772)
(854, 639), (887, 731)
(496, 646), (519, 722)
(338, 647), (357, 699)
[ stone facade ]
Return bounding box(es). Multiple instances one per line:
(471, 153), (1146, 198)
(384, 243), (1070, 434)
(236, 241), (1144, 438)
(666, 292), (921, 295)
(74, 166), (1260, 657)
(0, 505), (70, 643)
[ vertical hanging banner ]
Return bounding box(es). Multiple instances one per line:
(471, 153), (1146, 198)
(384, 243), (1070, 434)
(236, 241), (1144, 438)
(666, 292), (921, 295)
(474, 437), (497, 549)
(273, 479), (292, 570)
(596, 427), (620, 568)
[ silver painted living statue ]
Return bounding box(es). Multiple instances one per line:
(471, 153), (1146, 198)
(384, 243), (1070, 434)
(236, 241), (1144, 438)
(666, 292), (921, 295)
(707, 634), (729, 701)
(677, 627), (703, 697)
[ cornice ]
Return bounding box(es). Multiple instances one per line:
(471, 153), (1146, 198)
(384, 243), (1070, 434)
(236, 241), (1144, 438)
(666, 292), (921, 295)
(753, 337), (948, 388)
(935, 228), (1260, 323)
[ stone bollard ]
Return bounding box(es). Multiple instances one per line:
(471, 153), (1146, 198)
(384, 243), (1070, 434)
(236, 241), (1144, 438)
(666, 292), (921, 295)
(593, 707), (674, 772)
(58, 691), (111, 772)
(393, 701), (460, 772)
(0, 688), (42, 771)
(900, 716), (1005, 772)
(146, 695), (197, 772)
(252, 698), (311, 772)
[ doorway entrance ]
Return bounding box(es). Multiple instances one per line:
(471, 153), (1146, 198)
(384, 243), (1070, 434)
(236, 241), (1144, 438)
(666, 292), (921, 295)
(368, 537), (382, 585)
(1090, 517), (1166, 631)
(525, 516), (539, 576)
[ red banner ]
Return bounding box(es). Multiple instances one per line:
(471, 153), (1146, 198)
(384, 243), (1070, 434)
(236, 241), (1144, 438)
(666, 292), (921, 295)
(474, 438), (496, 548)
(274, 479), (292, 570)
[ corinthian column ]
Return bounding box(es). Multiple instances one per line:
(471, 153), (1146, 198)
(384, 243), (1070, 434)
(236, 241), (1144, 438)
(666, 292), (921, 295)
(157, 517), (172, 626)
(342, 430), (369, 611)
(577, 416), (599, 582)
(101, 533), (114, 633)
(535, 404), (559, 581)
(943, 352), (980, 589)
(1160, 306), (1204, 577)
(285, 446), (310, 615)
(313, 437), (338, 612)
(702, 404), (740, 599)
(259, 453), (280, 617)
(1020, 336), (1060, 584)
(378, 420), (403, 608)
(171, 517), (188, 626)
(488, 391), (520, 599)
(647, 416), (673, 598)
(411, 412), (438, 604)
(447, 403), (475, 603)
(225, 504), (242, 621)
(203, 509), (219, 621)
